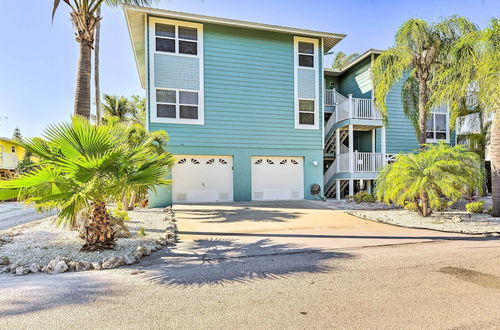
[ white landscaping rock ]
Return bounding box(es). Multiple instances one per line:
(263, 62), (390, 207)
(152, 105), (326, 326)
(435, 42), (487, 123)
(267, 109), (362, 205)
(15, 266), (30, 276)
(123, 254), (137, 265)
(91, 262), (102, 271)
(51, 261), (69, 274)
(0, 256), (9, 265)
(134, 246), (151, 259)
(29, 263), (41, 273)
(102, 256), (126, 269)
(76, 261), (92, 271)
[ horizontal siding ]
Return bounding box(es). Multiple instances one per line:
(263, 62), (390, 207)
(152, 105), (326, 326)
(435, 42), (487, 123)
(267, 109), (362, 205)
(385, 79), (420, 153)
(150, 22), (322, 150)
(338, 58), (372, 99)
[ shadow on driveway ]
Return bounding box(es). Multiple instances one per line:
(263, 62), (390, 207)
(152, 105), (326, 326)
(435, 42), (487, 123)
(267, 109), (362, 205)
(0, 274), (123, 317)
(140, 238), (353, 287)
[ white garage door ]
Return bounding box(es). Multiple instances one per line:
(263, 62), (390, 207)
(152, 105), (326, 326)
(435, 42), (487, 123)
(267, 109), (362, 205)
(172, 155), (233, 203)
(251, 157), (304, 201)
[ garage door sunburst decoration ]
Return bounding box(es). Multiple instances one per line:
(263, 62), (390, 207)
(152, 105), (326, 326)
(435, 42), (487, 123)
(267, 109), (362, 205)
(177, 158), (187, 164)
(266, 159), (274, 165)
(254, 159), (263, 165)
(191, 158), (200, 164)
(279, 159), (288, 165)
(219, 159), (228, 165)
(291, 159), (299, 165)
(206, 158), (215, 164)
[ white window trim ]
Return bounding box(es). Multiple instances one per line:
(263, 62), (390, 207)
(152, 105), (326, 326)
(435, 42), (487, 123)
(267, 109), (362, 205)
(148, 17), (204, 125)
(294, 36), (319, 130)
(426, 109), (450, 143)
(155, 88), (201, 121)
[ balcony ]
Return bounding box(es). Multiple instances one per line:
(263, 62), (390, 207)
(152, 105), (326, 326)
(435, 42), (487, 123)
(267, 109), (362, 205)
(324, 89), (382, 138)
(323, 152), (398, 194)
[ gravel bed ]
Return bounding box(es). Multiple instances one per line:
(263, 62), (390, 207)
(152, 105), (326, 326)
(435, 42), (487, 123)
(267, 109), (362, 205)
(348, 209), (500, 234)
(0, 208), (170, 267)
(320, 200), (397, 211)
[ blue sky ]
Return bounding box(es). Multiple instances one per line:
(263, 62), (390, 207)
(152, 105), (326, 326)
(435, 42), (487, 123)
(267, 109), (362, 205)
(0, 0), (497, 137)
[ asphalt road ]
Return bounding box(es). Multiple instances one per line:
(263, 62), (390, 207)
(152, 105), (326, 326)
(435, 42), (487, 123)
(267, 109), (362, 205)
(1, 237), (499, 329)
(0, 202), (56, 230)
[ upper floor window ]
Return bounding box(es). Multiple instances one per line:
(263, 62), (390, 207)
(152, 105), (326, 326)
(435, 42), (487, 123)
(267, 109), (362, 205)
(426, 111), (449, 142)
(298, 100), (315, 125)
(156, 89), (199, 121)
(298, 42), (315, 68)
(155, 23), (198, 56)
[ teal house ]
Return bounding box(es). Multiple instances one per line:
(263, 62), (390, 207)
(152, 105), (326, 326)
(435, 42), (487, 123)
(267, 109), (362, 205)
(124, 6), (453, 205)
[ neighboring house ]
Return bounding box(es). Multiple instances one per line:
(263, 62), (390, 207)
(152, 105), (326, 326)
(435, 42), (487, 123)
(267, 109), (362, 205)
(0, 138), (25, 177)
(124, 7), (455, 205)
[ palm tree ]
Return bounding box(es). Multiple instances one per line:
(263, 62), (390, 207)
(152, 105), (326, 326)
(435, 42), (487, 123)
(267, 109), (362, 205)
(430, 18), (499, 215)
(332, 51), (359, 70)
(372, 17), (477, 148)
(94, 1), (157, 125)
(0, 116), (174, 250)
(52, 1), (156, 120)
(102, 94), (131, 121)
(376, 144), (482, 217)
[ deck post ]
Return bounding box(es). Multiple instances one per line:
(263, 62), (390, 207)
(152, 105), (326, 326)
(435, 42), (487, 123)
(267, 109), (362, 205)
(336, 129), (340, 172)
(348, 124), (354, 173)
(367, 180), (372, 194)
(381, 125), (387, 164)
(349, 179), (354, 196)
(336, 180), (341, 200)
(348, 94), (353, 118)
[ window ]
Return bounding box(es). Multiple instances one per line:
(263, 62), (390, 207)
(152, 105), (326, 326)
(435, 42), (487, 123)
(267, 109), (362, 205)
(298, 41), (314, 68)
(298, 100), (315, 125)
(155, 23), (198, 55)
(294, 36), (319, 130)
(156, 89), (199, 120)
(426, 112), (449, 142)
(11, 146), (15, 153)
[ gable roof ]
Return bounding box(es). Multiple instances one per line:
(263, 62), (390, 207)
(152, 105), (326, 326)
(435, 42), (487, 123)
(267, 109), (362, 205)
(324, 49), (382, 76)
(124, 5), (346, 88)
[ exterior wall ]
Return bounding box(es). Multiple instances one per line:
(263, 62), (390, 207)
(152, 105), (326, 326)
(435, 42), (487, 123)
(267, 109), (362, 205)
(338, 58), (372, 98)
(149, 20), (323, 149)
(0, 140), (26, 161)
(149, 146), (324, 207)
(325, 76), (339, 90)
(146, 16), (324, 206)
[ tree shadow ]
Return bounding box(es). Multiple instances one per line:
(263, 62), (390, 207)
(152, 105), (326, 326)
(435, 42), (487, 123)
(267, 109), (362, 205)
(0, 273), (123, 317)
(140, 238), (353, 287)
(175, 207), (304, 223)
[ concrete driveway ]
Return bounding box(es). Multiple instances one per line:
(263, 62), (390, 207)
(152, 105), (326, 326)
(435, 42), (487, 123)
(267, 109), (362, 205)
(174, 200), (471, 250)
(1, 201), (499, 329)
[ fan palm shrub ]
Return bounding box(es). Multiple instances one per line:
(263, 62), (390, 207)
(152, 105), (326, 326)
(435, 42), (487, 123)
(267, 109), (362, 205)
(376, 144), (483, 217)
(0, 116), (174, 250)
(372, 17), (477, 147)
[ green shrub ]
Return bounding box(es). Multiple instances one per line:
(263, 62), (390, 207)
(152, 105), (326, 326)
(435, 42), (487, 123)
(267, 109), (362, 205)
(112, 203), (130, 221)
(376, 144), (483, 217)
(487, 206), (494, 215)
(346, 192), (375, 204)
(466, 201), (484, 214)
(404, 201), (418, 212)
(137, 227), (146, 236)
(436, 199), (453, 212)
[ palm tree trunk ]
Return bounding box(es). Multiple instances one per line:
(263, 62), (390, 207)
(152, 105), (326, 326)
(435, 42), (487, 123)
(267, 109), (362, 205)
(491, 113), (500, 217)
(94, 7), (102, 126)
(417, 79), (429, 148)
(128, 191), (137, 211)
(74, 40), (93, 118)
(81, 200), (115, 251)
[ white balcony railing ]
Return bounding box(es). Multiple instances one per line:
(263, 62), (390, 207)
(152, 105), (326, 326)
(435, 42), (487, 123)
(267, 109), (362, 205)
(324, 89), (383, 125)
(0, 153), (18, 170)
